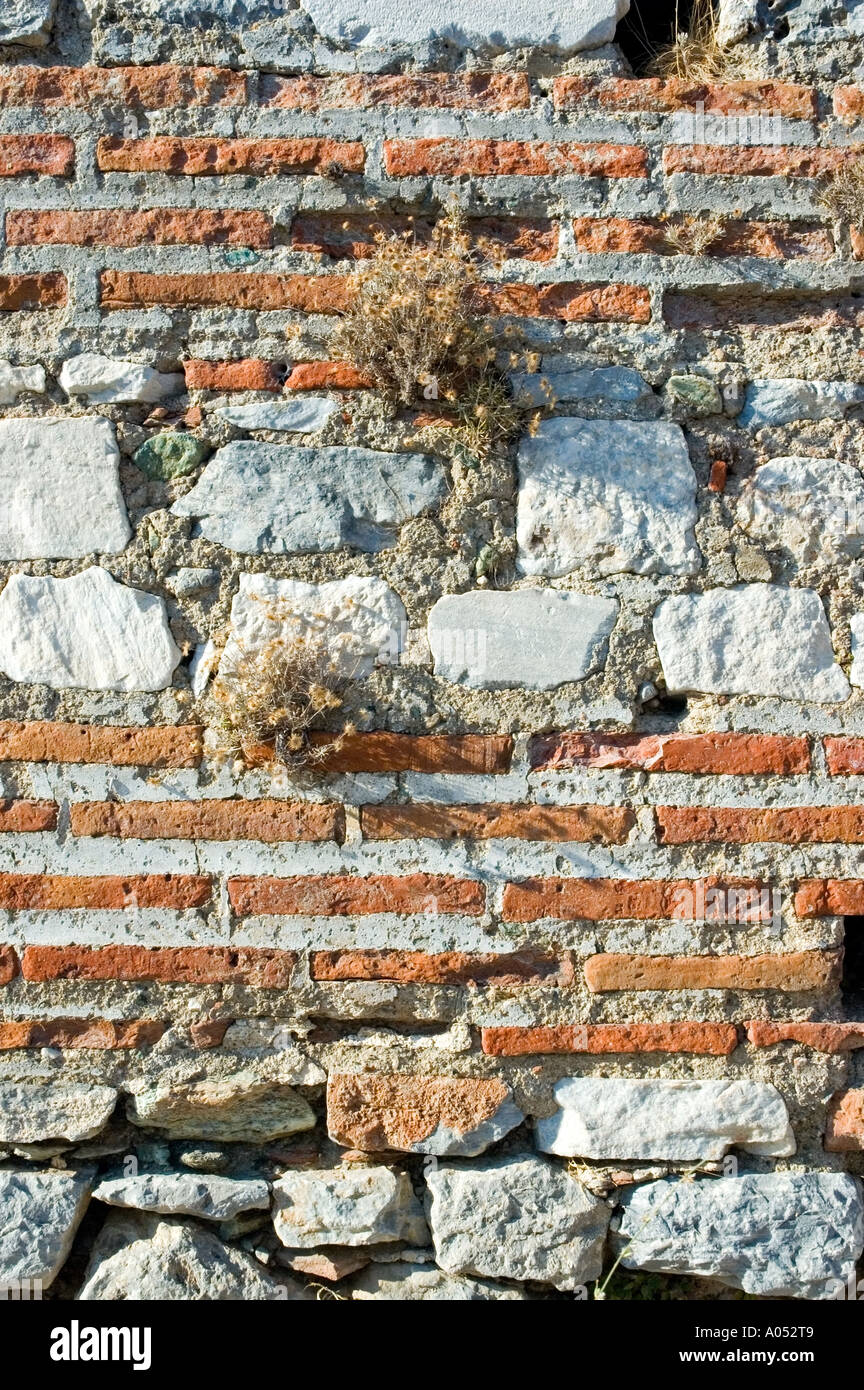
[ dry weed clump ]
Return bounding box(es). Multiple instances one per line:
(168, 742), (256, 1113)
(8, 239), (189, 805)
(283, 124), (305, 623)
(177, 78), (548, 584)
(819, 162), (864, 233)
(661, 213), (727, 256)
(647, 0), (754, 80)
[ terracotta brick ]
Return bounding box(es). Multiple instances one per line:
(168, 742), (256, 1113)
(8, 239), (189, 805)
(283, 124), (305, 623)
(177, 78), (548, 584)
(70, 799), (344, 843)
(571, 215), (832, 260)
(21, 945), (297, 988)
(554, 76), (817, 119)
(8, 208), (272, 248)
(291, 212), (558, 262)
(0, 134), (74, 177)
(502, 876), (771, 922)
(190, 1018), (232, 1048)
(481, 1022), (739, 1055)
(662, 145), (851, 177)
(746, 1021), (864, 1053)
(360, 803), (633, 842)
(852, 227), (864, 260)
(657, 805), (864, 844)
(825, 1089), (864, 1151)
(327, 1073), (515, 1151)
(183, 359), (287, 392)
(100, 271), (352, 313)
(310, 947), (570, 985)
(284, 361), (373, 391)
(529, 731), (809, 775)
(0, 274), (66, 311)
(262, 72), (531, 111)
(248, 732), (513, 773)
(584, 950), (841, 993)
(824, 736), (864, 774)
(664, 290), (864, 331)
(0, 800), (57, 832)
(708, 459), (728, 492)
(0, 945), (19, 985)
(468, 281), (652, 323)
(0, 1019), (165, 1049)
(282, 1249), (370, 1281)
(0, 64), (246, 107)
(834, 87), (864, 122)
(795, 880), (864, 916)
(0, 721), (203, 767)
(97, 136), (364, 176)
(228, 873), (485, 917)
(383, 138), (648, 178)
(0, 873), (211, 910)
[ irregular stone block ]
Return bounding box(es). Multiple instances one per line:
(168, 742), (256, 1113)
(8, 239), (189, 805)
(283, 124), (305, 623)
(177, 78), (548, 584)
(851, 613), (864, 687)
(739, 378), (864, 427)
(0, 361), (46, 403)
(93, 1173), (270, 1221)
(426, 1154), (610, 1290)
(222, 572), (406, 680)
(0, 417), (130, 560)
(654, 584), (849, 701)
(59, 353), (183, 404)
(0, 1168), (93, 1289)
(215, 398), (338, 432)
(0, 0), (56, 46)
(0, 1082), (117, 1145)
(509, 365), (653, 409)
(350, 1262), (527, 1300)
(0, 567), (181, 692)
(134, 433), (208, 480)
(616, 1173), (864, 1299)
(165, 566), (220, 598)
(737, 456), (864, 561)
(127, 1071), (316, 1143)
(664, 375), (723, 416)
(273, 1166), (428, 1249)
(428, 588), (618, 689)
(535, 1078), (795, 1161)
(172, 444), (445, 553)
(303, 0), (629, 51)
(517, 418), (699, 577)
(327, 1073), (524, 1156)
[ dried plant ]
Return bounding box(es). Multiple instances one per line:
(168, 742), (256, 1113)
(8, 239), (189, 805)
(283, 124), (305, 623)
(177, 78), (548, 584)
(661, 213), (727, 256)
(647, 0), (754, 81)
(819, 162), (864, 233)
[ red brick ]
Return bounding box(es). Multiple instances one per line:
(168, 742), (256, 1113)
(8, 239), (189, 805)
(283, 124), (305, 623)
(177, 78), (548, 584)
(310, 948), (570, 985)
(0, 721), (203, 767)
(98, 135), (364, 175)
(825, 1089), (864, 1151)
(284, 361), (373, 391)
(481, 1021), (739, 1055)
(327, 1072), (517, 1152)
(249, 732), (513, 773)
(708, 459), (728, 492)
(795, 880), (864, 916)
(657, 805), (864, 844)
(663, 145), (852, 176)
(554, 76), (817, 119)
(0, 64), (246, 107)
(70, 798), (343, 843)
(183, 359), (287, 392)
(0, 274), (66, 311)
(0, 873), (211, 910)
(529, 731), (809, 774)
(228, 873), (485, 917)
(8, 208), (272, 248)
(0, 945), (19, 985)
(824, 736), (864, 774)
(262, 72), (531, 111)
(468, 281), (651, 323)
(0, 134), (74, 177)
(584, 950), (841, 992)
(746, 1021), (864, 1053)
(21, 945), (297, 988)
(571, 215), (832, 260)
(190, 1018), (232, 1048)
(0, 800), (57, 832)
(291, 212), (558, 262)
(383, 138), (648, 178)
(0, 1019), (165, 1049)
(834, 88), (864, 122)
(360, 803), (633, 842)
(100, 271), (351, 313)
(502, 876), (771, 922)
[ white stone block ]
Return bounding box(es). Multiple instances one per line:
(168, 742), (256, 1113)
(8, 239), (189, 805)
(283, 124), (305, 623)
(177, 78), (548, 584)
(59, 354), (183, 405)
(303, 0), (629, 52)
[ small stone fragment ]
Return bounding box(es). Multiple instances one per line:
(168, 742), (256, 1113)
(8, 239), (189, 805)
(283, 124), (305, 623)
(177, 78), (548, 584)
(134, 433), (209, 480)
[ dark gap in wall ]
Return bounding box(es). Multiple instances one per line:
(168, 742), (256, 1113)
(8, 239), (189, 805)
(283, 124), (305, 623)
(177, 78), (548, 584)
(842, 917), (864, 1018)
(650, 694), (689, 718)
(615, 0), (697, 75)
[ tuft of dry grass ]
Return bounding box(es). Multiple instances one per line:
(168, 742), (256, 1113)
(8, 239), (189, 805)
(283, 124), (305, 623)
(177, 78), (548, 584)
(819, 162), (864, 233)
(661, 213), (727, 256)
(647, 0), (754, 81)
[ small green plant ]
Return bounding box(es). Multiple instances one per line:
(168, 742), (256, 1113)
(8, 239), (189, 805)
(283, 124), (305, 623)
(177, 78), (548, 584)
(647, 0), (754, 81)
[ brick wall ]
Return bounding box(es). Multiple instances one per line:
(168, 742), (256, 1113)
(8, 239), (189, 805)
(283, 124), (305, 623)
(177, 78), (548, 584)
(2, 0), (864, 1302)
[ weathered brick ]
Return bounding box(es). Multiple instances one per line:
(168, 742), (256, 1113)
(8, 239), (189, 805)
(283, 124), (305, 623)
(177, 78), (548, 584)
(571, 216), (832, 260)
(468, 281), (651, 323)
(529, 731), (809, 774)
(183, 359), (287, 392)
(228, 873), (486, 917)
(825, 1090), (864, 1151)
(360, 803), (633, 842)
(310, 948), (570, 985)
(0, 721), (203, 766)
(795, 880), (864, 916)
(70, 799), (344, 843)
(0, 1019), (165, 1049)
(834, 87), (864, 122)
(0, 134), (74, 177)
(0, 64), (246, 107)
(0, 873), (211, 910)
(383, 138), (648, 178)
(0, 274), (65, 310)
(189, 1018), (232, 1048)
(291, 212), (558, 262)
(664, 289), (864, 330)
(8, 208), (272, 248)
(554, 76), (817, 119)
(21, 945), (297, 988)
(0, 944), (19, 985)
(481, 1022), (739, 1055)
(262, 72), (532, 111)
(100, 271), (351, 313)
(249, 732), (513, 773)
(584, 950), (841, 992)
(708, 459), (728, 492)
(662, 145), (851, 176)
(327, 1072), (516, 1152)
(746, 1021), (864, 1053)
(657, 805), (864, 844)
(502, 876), (771, 922)
(0, 800), (57, 832)
(824, 736), (864, 774)
(284, 361), (372, 391)
(97, 135), (364, 175)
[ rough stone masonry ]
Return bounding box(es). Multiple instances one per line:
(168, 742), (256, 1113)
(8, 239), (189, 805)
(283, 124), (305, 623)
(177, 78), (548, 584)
(2, 0), (864, 1303)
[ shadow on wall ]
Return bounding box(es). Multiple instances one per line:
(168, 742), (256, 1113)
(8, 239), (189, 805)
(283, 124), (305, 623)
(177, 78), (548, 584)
(616, 0), (699, 73)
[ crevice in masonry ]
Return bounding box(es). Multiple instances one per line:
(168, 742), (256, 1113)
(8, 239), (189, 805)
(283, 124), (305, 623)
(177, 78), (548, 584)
(842, 917), (864, 1020)
(615, 0), (698, 75)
